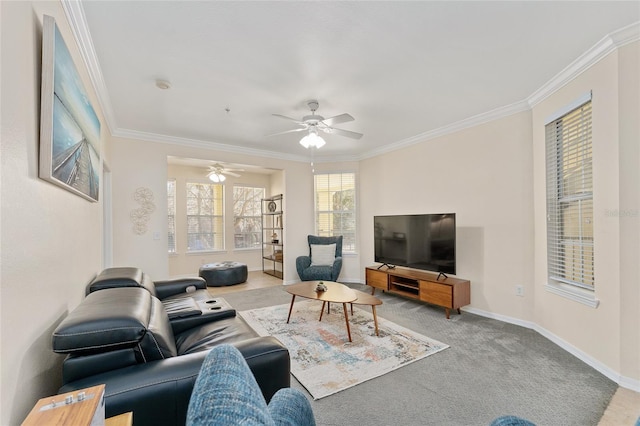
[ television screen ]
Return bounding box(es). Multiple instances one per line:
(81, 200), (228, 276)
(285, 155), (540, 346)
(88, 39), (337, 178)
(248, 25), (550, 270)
(374, 213), (456, 275)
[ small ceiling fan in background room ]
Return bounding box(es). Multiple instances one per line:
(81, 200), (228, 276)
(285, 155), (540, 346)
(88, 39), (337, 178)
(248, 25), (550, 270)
(206, 163), (243, 182)
(267, 100), (363, 148)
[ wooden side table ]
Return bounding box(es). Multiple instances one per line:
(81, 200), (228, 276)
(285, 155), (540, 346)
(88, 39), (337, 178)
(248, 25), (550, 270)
(106, 412), (133, 426)
(22, 385), (105, 426)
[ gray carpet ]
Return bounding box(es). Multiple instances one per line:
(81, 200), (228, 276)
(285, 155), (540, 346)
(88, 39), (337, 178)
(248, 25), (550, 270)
(222, 283), (617, 426)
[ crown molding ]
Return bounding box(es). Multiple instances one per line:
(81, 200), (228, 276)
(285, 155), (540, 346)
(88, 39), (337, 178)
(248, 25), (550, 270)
(360, 21), (639, 160)
(112, 128), (309, 162)
(358, 100), (531, 161)
(61, 0), (117, 134)
(611, 20), (640, 46)
(528, 21), (640, 107)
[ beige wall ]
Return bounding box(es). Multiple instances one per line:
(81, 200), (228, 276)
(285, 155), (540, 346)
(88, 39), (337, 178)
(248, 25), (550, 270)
(356, 43), (640, 389)
(108, 137), (352, 283)
(0, 2), (109, 424)
(167, 164), (276, 276)
(359, 111), (535, 320)
(532, 42), (640, 385)
(1, 2), (638, 424)
(532, 53), (621, 372)
(617, 42), (640, 387)
(311, 161), (362, 281)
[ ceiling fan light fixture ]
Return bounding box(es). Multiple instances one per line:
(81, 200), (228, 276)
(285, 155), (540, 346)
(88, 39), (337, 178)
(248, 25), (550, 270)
(300, 128), (326, 149)
(271, 100), (362, 146)
(208, 172), (226, 182)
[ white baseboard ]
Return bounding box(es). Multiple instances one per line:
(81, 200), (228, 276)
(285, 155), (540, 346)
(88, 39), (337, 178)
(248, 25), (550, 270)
(463, 306), (640, 392)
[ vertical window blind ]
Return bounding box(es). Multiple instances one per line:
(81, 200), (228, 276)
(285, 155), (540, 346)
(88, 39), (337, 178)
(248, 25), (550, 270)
(167, 179), (176, 253)
(314, 172), (356, 251)
(545, 99), (594, 290)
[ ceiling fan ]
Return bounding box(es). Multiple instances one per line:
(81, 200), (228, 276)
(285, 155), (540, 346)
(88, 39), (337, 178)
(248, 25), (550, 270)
(206, 163), (243, 182)
(268, 100), (363, 148)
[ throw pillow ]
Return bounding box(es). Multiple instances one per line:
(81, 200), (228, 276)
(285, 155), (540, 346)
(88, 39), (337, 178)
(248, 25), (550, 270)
(310, 244), (336, 266)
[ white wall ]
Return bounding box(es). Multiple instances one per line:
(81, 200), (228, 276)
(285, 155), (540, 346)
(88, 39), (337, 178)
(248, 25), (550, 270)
(0, 2), (108, 424)
(359, 111), (535, 320)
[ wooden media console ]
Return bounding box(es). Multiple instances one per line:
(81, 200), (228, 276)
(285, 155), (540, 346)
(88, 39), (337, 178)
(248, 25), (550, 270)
(365, 266), (470, 319)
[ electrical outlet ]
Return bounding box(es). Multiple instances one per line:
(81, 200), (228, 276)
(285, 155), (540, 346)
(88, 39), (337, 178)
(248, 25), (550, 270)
(515, 285), (524, 297)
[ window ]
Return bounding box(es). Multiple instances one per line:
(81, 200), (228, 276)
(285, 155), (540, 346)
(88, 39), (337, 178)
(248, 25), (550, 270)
(167, 179), (176, 253)
(314, 172), (356, 252)
(233, 186), (265, 249)
(186, 182), (224, 252)
(545, 96), (594, 293)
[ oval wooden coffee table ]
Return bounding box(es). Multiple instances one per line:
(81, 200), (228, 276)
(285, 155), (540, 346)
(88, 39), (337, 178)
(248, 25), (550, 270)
(286, 281), (357, 342)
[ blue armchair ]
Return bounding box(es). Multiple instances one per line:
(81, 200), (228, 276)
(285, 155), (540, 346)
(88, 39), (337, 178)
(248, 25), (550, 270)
(296, 235), (343, 282)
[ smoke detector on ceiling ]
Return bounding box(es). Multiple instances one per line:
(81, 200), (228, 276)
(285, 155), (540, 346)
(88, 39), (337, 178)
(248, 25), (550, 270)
(155, 79), (171, 90)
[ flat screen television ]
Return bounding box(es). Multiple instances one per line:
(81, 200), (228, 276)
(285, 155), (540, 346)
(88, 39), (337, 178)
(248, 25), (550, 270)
(374, 213), (456, 275)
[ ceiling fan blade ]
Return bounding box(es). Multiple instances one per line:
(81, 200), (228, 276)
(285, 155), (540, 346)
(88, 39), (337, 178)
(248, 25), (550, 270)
(321, 113), (354, 126)
(222, 171), (241, 178)
(272, 114), (306, 125)
(323, 127), (363, 140)
(264, 128), (307, 137)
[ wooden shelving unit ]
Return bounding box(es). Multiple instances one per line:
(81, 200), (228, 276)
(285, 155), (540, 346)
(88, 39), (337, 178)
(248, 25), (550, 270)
(261, 194), (283, 279)
(389, 276), (420, 297)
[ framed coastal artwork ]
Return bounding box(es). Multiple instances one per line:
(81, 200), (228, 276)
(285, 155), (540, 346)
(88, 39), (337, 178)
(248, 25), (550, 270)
(39, 15), (101, 202)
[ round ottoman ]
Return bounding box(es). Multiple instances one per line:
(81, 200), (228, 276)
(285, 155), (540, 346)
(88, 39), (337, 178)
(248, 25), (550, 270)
(199, 261), (248, 287)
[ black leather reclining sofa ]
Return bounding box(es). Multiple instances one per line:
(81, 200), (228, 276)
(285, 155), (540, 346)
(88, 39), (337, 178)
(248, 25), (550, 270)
(52, 267), (289, 426)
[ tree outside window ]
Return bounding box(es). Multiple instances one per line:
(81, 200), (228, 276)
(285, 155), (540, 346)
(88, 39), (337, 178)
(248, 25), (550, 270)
(186, 182), (224, 252)
(234, 186), (265, 249)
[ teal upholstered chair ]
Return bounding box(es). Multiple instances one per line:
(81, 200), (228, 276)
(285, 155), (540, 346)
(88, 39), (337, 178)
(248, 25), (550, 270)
(296, 235), (343, 282)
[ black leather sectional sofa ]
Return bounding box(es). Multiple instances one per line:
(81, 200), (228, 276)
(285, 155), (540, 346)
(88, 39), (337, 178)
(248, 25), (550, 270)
(52, 267), (290, 426)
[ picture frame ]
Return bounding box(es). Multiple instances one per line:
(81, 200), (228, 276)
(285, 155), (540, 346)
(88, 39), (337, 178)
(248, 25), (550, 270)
(39, 15), (101, 202)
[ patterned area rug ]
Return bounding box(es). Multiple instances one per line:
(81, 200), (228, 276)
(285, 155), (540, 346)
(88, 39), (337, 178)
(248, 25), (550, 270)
(240, 300), (449, 399)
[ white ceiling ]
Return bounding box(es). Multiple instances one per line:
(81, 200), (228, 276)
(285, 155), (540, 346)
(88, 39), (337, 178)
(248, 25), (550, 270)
(71, 1), (639, 162)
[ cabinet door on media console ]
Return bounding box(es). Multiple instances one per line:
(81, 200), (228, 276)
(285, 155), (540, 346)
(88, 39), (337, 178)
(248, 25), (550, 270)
(419, 280), (452, 307)
(419, 279), (470, 319)
(365, 268), (389, 293)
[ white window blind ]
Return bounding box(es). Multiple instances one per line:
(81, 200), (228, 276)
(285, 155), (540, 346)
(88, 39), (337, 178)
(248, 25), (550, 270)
(186, 182), (224, 252)
(545, 99), (594, 290)
(167, 179), (176, 253)
(314, 172), (356, 252)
